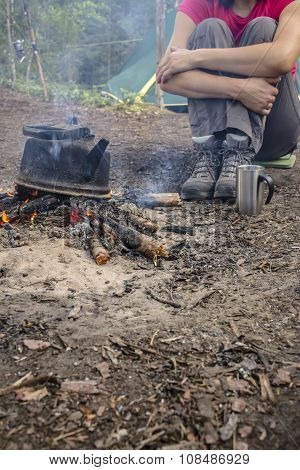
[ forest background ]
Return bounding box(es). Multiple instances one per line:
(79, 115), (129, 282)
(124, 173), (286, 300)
(0, 0), (179, 105)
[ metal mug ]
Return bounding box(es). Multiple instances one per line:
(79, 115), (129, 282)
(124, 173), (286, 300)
(237, 165), (275, 216)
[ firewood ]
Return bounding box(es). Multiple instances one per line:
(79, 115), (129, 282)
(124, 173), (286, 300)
(89, 235), (110, 265)
(138, 193), (183, 208)
(0, 192), (13, 200)
(119, 203), (158, 232)
(21, 195), (62, 215)
(0, 195), (19, 211)
(104, 217), (168, 265)
(127, 213), (159, 233)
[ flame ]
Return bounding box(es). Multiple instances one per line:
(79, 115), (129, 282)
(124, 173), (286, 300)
(30, 211), (38, 223)
(1, 211), (10, 223)
(24, 198), (30, 204)
(70, 209), (82, 225)
(86, 210), (94, 218)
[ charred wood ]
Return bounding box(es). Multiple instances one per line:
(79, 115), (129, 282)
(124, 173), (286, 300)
(0, 196), (19, 211)
(21, 195), (63, 215)
(89, 235), (110, 265)
(103, 217), (168, 265)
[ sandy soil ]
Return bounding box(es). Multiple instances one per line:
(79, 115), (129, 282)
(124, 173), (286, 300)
(0, 87), (299, 450)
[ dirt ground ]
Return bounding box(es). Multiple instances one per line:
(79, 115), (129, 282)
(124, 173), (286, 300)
(0, 87), (299, 450)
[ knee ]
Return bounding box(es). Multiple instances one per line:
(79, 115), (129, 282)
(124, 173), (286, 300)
(246, 17), (277, 41)
(189, 18), (232, 49)
(194, 18), (229, 35)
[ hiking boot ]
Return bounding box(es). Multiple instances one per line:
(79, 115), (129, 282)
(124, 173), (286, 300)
(214, 133), (255, 200)
(181, 135), (222, 201)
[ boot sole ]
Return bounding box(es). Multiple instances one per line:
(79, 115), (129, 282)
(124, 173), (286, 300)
(181, 188), (215, 201)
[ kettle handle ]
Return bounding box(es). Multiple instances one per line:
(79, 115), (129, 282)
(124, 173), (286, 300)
(259, 174), (275, 205)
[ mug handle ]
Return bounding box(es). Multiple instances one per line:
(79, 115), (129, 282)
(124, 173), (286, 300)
(259, 174), (275, 205)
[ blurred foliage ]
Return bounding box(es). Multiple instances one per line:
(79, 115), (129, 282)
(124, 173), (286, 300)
(0, 0), (179, 92)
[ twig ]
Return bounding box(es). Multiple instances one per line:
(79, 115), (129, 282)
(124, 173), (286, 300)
(150, 330), (160, 346)
(146, 289), (181, 308)
(137, 431), (165, 450)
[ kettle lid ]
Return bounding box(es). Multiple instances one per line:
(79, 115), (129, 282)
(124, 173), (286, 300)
(23, 125), (93, 141)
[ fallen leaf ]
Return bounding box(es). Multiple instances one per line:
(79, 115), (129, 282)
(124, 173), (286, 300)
(219, 413), (239, 442)
(80, 405), (96, 422)
(23, 340), (51, 351)
(68, 305), (82, 320)
(226, 376), (252, 394)
(15, 387), (48, 401)
(272, 368), (292, 386)
(235, 441), (248, 450)
(61, 380), (102, 395)
(230, 398), (247, 413)
(96, 362), (110, 380)
(183, 389), (191, 401)
(238, 425), (253, 439)
(203, 422), (219, 445)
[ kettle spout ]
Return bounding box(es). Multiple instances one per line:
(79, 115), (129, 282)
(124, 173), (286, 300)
(87, 138), (110, 168)
(97, 138), (109, 155)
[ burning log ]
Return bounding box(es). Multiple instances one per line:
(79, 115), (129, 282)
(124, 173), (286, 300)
(0, 195), (20, 211)
(21, 195), (63, 215)
(89, 235), (110, 265)
(138, 193), (183, 208)
(103, 217), (168, 265)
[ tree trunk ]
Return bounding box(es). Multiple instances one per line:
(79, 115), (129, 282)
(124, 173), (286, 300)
(23, 1), (48, 100)
(26, 53), (33, 82)
(6, 0), (17, 82)
(156, 0), (165, 108)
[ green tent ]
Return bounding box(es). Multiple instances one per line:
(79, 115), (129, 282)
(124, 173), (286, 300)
(107, 9), (187, 111)
(108, 9), (300, 107)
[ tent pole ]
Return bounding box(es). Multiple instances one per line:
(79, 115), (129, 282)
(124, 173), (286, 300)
(156, 0), (165, 108)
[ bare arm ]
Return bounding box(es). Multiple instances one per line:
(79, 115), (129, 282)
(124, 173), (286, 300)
(185, 1), (300, 77)
(157, 13), (251, 102)
(157, 12), (279, 115)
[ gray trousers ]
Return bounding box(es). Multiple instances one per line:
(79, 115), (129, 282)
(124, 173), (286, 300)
(188, 17), (300, 160)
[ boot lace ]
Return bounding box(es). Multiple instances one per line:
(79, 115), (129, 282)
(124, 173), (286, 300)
(218, 147), (255, 179)
(192, 146), (221, 181)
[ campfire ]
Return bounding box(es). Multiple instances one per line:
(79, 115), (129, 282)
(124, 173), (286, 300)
(0, 122), (186, 266)
(0, 188), (184, 266)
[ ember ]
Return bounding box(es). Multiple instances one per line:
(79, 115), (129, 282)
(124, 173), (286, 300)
(1, 211), (10, 223)
(30, 211), (38, 223)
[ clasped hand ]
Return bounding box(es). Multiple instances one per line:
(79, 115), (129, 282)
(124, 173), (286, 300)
(156, 46), (194, 84)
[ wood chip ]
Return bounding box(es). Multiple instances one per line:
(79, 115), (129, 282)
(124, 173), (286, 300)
(96, 362), (110, 380)
(230, 397), (247, 413)
(259, 373), (276, 404)
(219, 413), (239, 442)
(272, 368), (292, 385)
(23, 340), (51, 351)
(61, 380), (103, 395)
(238, 425), (253, 439)
(15, 386), (48, 401)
